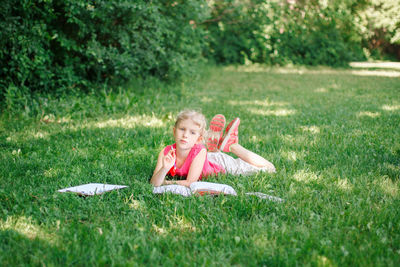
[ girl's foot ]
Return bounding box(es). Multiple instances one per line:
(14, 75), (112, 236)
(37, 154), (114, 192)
(206, 114), (226, 152)
(219, 118), (240, 152)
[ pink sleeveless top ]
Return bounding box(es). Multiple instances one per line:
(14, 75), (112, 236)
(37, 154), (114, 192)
(164, 143), (225, 179)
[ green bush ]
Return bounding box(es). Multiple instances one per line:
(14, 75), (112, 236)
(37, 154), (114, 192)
(0, 0), (208, 111)
(203, 0), (365, 66)
(269, 0), (365, 66)
(355, 0), (400, 60)
(202, 0), (271, 64)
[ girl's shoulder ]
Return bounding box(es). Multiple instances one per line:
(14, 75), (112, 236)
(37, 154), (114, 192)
(189, 143), (206, 156)
(194, 143), (206, 151)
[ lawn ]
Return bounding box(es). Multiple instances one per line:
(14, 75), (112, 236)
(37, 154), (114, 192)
(1, 64), (399, 266)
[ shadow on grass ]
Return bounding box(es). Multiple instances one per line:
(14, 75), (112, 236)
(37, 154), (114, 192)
(0, 229), (66, 265)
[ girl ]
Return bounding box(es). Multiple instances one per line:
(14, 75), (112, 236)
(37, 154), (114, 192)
(150, 110), (276, 187)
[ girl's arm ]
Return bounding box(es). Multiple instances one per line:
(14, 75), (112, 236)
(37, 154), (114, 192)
(164, 148), (206, 187)
(150, 149), (175, 186)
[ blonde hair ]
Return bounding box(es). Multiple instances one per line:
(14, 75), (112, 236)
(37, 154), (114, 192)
(174, 109), (207, 137)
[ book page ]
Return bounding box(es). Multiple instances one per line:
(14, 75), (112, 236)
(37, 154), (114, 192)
(58, 183), (128, 196)
(189, 182), (237, 196)
(152, 184), (192, 197)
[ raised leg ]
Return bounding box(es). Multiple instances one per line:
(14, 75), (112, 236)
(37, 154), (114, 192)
(230, 143), (276, 172)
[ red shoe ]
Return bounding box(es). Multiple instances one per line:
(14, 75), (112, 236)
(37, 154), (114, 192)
(219, 118), (240, 152)
(206, 114), (226, 152)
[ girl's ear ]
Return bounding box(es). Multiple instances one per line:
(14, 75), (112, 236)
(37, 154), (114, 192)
(196, 135), (203, 144)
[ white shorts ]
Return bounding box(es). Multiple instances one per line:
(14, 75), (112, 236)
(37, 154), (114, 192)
(207, 152), (275, 176)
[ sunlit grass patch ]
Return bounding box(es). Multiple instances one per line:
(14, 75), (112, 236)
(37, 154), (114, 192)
(224, 62), (400, 78)
(280, 150), (306, 162)
(0, 216), (60, 246)
(152, 224), (168, 235)
(314, 255), (336, 267)
(91, 115), (166, 129)
(293, 169), (320, 183)
(228, 99), (290, 107)
(300, 125), (320, 134)
(168, 215), (197, 233)
(375, 176), (399, 197)
(43, 167), (60, 179)
(252, 232), (278, 252)
(357, 111), (381, 118)
(315, 87), (328, 93)
(32, 131), (50, 139)
(6, 129), (50, 143)
(125, 194), (147, 212)
(249, 108), (296, 116)
(335, 178), (354, 191)
(223, 64), (340, 75)
(349, 62), (400, 70)
(350, 70), (400, 77)
(382, 104), (400, 111)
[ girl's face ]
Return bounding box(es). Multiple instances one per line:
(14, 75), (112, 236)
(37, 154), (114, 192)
(173, 119), (202, 151)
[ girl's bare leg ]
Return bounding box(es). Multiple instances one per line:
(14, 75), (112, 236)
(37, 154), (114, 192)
(230, 143), (276, 172)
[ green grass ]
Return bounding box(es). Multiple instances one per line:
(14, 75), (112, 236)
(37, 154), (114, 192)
(1, 65), (400, 266)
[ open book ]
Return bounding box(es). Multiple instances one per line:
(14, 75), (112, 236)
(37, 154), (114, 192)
(153, 182), (237, 197)
(153, 182), (284, 202)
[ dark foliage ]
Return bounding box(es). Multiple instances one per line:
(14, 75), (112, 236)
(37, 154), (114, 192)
(0, 0), (207, 109)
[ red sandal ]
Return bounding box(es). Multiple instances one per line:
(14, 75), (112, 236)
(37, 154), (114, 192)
(206, 114), (226, 152)
(219, 118), (240, 152)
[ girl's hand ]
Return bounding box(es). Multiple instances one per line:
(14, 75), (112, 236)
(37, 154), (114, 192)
(162, 148), (176, 170)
